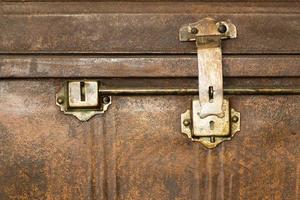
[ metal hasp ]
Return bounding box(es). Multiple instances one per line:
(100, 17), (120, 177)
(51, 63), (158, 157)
(56, 81), (111, 121)
(179, 18), (241, 148)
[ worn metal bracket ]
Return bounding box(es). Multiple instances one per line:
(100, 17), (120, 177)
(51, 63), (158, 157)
(181, 98), (240, 148)
(180, 17), (237, 117)
(56, 81), (111, 121)
(179, 18), (240, 148)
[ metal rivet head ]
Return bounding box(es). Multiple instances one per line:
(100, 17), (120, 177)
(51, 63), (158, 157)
(102, 96), (110, 104)
(191, 27), (198, 34)
(231, 115), (239, 123)
(218, 24), (227, 33)
(183, 119), (191, 126)
(57, 97), (64, 104)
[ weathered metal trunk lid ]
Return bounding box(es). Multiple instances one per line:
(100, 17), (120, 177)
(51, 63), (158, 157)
(0, 1), (299, 200)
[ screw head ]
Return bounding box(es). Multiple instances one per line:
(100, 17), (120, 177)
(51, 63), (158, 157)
(191, 27), (198, 34)
(231, 115), (239, 123)
(57, 97), (64, 104)
(183, 119), (191, 126)
(102, 96), (110, 104)
(218, 24), (227, 33)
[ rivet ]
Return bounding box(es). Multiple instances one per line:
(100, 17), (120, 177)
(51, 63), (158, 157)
(191, 27), (198, 34)
(57, 97), (64, 104)
(232, 115), (239, 123)
(183, 119), (191, 126)
(218, 24), (227, 33)
(102, 96), (110, 104)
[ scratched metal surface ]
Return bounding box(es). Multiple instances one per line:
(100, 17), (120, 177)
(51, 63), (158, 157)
(0, 1), (300, 200)
(1, 55), (300, 78)
(0, 80), (299, 200)
(1, 2), (300, 54)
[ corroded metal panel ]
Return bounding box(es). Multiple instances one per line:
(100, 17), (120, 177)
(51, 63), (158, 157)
(0, 80), (299, 199)
(0, 1), (299, 199)
(0, 2), (300, 54)
(1, 55), (300, 78)
(0, 80), (103, 200)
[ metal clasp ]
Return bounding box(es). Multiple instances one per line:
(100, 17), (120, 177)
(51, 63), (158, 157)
(56, 81), (111, 121)
(179, 18), (240, 148)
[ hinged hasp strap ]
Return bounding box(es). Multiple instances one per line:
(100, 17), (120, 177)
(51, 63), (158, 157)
(179, 18), (237, 118)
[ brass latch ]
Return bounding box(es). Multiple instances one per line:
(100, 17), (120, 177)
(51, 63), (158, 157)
(55, 18), (241, 148)
(56, 81), (111, 121)
(179, 18), (241, 148)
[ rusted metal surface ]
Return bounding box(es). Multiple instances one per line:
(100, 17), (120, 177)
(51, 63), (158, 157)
(3, 2), (299, 15)
(1, 80), (299, 199)
(1, 55), (300, 78)
(2, 0), (299, 2)
(0, 1), (299, 199)
(1, 2), (300, 54)
(108, 95), (299, 200)
(0, 80), (96, 199)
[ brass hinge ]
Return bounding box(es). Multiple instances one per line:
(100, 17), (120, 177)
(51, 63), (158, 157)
(179, 17), (240, 148)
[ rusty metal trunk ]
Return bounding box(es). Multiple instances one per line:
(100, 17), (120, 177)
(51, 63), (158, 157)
(0, 1), (299, 200)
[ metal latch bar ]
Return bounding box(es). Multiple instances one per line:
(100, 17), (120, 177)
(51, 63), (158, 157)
(179, 18), (237, 118)
(179, 18), (239, 148)
(98, 87), (300, 96)
(56, 83), (300, 121)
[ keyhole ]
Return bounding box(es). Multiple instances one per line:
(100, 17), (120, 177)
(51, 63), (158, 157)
(209, 121), (215, 130)
(80, 82), (86, 101)
(208, 86), (214, 103)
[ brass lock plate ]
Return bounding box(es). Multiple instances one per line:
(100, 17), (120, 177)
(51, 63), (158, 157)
(68, 81), (99, 108)
(181, 98), (240, 148)
(56, 81), (111, 121)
